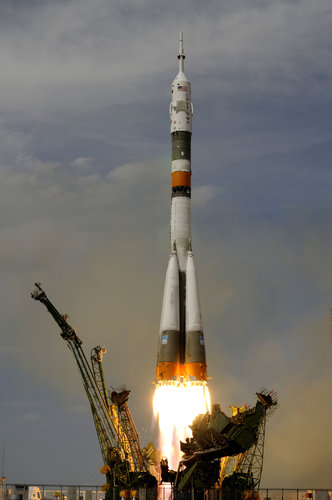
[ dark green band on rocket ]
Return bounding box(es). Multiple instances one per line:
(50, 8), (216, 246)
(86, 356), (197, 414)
(172, 131), (191, 161)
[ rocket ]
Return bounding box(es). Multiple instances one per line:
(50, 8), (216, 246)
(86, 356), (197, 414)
(156, 33), (207, 384)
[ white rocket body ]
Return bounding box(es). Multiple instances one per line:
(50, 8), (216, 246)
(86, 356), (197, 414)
(156, 33), (207, 383)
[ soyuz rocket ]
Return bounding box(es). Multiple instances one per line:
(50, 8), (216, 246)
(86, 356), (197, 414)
(156, 33), (207, 384)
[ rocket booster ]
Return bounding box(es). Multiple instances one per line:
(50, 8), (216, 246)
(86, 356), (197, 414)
(156, 33), (207, 384)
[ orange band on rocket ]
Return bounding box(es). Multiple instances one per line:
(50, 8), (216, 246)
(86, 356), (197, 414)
(172, 171), (191, 188)
(156, 362), (207, 382)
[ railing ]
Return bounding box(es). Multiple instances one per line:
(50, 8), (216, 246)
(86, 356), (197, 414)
(165, 487), (331, 500)
(3, 485), (105, 500)
(3, 485), (331, 500)
(258, 490), (331, 500)
(2, 484), (157, 500)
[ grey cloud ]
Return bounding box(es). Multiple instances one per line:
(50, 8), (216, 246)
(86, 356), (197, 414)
(68, 405), (89, 413)
(4, 400), (46, 408)
(70, 157), (93, 168)
(2, 149), (330, 486)
(0, 0), (331, 117)
(192, 185), (220, 208)
(0, 0), (331, 489)
(21, 412), (41, 422)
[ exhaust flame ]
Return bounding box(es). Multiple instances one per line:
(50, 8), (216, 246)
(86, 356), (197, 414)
(153, 381), (211, 469)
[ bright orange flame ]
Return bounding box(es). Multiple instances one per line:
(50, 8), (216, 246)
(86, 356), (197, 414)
(153, 381), (211, 470)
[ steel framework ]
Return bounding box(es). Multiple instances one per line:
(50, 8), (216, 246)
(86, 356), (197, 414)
(31, 283), (152, 492)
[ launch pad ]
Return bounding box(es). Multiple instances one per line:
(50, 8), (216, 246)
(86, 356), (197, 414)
(31, 278), (278, 500)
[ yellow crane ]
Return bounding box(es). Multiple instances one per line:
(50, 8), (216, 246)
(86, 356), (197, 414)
(31, 283), (156, 496)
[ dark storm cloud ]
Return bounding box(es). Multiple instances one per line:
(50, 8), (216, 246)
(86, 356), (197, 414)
(0, 0), (331, 489)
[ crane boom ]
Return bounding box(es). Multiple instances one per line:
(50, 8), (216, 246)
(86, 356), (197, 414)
(31, 282), (151, 490)
(110, 390), (145, 471)
(91, 347), (145, 473)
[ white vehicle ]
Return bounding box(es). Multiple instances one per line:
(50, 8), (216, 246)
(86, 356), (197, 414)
(6, 485), (41, 500)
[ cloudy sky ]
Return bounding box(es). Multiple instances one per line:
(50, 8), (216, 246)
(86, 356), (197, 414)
(0, 0), (331, 489)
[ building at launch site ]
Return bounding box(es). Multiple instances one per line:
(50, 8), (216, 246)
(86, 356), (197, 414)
(31, 34), (278, 500)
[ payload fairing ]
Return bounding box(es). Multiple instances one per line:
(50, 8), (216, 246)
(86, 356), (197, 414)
(156, 33), (207, 384)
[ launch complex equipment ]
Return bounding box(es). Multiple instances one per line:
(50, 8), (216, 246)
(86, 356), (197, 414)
(157, 390), (278, 497)
(31, 280), (278, 499)
(177, 390), (278, 497)
(31, 283), (157, 498)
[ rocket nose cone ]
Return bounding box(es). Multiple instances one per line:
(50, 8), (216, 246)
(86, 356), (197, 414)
(173, 71), (189, 83)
